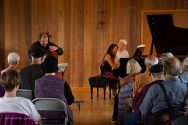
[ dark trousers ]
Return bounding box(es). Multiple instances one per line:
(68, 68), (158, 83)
(112, 95), (119, 120)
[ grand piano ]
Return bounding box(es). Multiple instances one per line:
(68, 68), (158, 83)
(116, 14), (188, 77)
(147, 14), (188, 56)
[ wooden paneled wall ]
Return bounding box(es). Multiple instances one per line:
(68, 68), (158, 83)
(0, 0), (188, 86)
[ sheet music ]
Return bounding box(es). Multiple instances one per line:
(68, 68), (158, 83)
(58, 63), (68, 72)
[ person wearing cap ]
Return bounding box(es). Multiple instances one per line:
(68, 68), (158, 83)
(1, 52), (20, 75)
(124, 64), (165, 125)
(115, 39), (129, 65)
(19, 46), (45, 99)
(140, 57), (187, 122)
(35, 56), (74, 123)
(132, 64), (165, 114)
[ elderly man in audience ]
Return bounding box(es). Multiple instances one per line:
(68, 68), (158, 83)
(0, 70), (41, 124)
(1, 52), (20, 75)
(124, 64), (165, 125)
(179, 57), (188, 84)
(35, 56), (74, 124)
(159, 52), (174, 64)
(133, 55), (158, 96)
(117, 59), (142, 124)
(20, 46), (45, 99)
(140, 57), (187, 124)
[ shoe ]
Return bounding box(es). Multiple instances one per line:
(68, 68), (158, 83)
(111, 117), (117, 123)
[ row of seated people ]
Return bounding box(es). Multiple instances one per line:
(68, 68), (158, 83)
(111, 53), (188, 125)
(0, 47), (74, 124)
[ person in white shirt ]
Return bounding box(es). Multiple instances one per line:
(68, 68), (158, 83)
(0, 70), (41, 124)
(115, 39), (129, 66)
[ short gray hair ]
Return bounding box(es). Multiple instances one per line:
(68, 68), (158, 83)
(161, 52), (174, 64)
(163, 57), (182, 76)
(144, 55), (158, 68)
(7, 52), (20, 66)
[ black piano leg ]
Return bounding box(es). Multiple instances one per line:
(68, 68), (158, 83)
(91, 86), (93, 99)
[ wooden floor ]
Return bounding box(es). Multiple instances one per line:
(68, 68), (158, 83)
(70, 87), (114, 125)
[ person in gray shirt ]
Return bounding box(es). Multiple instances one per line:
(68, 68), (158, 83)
(140, 57), (187, 119)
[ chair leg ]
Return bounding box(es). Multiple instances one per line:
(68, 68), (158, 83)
(103, 86), (106, 100)
(97, 86), (99, 97)
(91, 86), (93, 99)
(109, 84), (111, 98)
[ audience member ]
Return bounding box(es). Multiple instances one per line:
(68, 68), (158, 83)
(0, 70), (41, 124)
(20, 46), (45, 99)
(124, 64), (165, 125)
(1, 52), (20, 75)
(180, 57), (188, 84)
(35, 56), (74, 123)
(117, 59), (142, 124)
(159, 52), (174, 64)
(133, 55), (158, 96)
(0, 83), (4, 97)
(132, 64), (165, 114)
(140, 57), (187, 124)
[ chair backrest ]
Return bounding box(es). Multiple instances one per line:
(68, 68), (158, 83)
(16, 89), (32, 100)
(0, 112), (37, 125)
(32, 98), (69, 125)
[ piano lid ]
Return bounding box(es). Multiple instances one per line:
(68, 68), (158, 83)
(147, 14), (188, 56)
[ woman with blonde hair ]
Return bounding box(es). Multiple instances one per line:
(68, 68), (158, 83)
(117, 59), (142, 124)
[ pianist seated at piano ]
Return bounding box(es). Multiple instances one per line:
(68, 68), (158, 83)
(100, 44), (119, 94)
(133, 55), (158, 96)
(100, 44), (119, 79)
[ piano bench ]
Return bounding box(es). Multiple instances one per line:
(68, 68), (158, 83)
(88, 75), (112, 100)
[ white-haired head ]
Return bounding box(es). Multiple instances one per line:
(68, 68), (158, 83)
(7, 52), (20, 66)
(144, 55), (158, 69)
(118, 39), (128, 45)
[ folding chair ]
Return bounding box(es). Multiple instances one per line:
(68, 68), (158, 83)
(32, 98), (69, 125)
(0, 112), (37, 125)
(16, 89), (32, 100)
